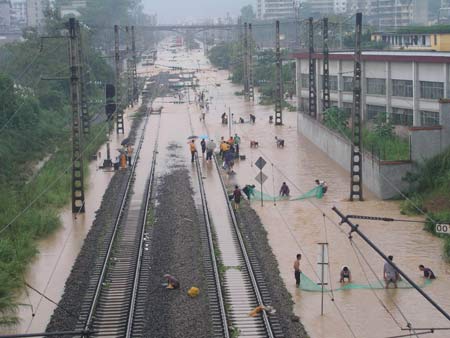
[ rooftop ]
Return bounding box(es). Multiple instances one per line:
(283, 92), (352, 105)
(292, 50), (450, 63)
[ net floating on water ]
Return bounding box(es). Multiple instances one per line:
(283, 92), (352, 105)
(251, 186), (323, 202)
(298, 273), (431, 292)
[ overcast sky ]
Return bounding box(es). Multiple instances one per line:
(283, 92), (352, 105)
(142, 0), (252, 23)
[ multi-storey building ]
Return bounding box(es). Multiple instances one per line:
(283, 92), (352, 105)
(0, 0), (11, 27)
(59, 0), (86, 18)
(370, 0), (428, 28)
(26, 0), (48, 28)
(257, 0), (296, 20)
(304, 0), (335, 15)
(295, 50), (450, 127)
(372, 29), (450, 52)
(11, 0), (26, 26)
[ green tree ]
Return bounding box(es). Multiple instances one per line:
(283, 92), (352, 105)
(240, 5), (256, 23)
(374, 112), (394, 138)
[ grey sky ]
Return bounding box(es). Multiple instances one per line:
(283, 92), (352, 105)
(142, 0), (253, 23)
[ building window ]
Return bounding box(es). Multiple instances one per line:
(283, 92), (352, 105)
(343, 76), (353, 92)
(321, 75), (338, 91)
(343, 102), (353, 116)
(392, 107), (413, 126)
(366, 78), (386, 95)
(420, 111), (440, 126)
(392, 79), (413, 97)
(366, 105), (386, 121)
(420, 81), (444, 99)
(301, 74), (309, 89)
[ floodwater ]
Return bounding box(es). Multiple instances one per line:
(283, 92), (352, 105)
(6, 40), (450, 338)
(3, 108), (137, 335)
(176, 46), (450, 337)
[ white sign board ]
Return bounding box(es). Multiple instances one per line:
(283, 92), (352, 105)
(436, 223), (450, 234)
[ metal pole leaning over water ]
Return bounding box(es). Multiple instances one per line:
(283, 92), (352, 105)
(332, 206), (450, 322)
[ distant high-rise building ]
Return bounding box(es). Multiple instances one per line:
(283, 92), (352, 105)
(59, 0), (86, 18)
(0, 0), (11, 27)
(304, 0), (334, 15)
(26, 0), (48, 28)
(11, 0), (26, 26)
(257, 0), (296, 20)
(370, 0), (428, 29)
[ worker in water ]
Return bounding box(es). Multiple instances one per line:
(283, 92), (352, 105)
(206, 139), (216, 162)
(250, 114), (256, 124)
(279, 182), (290, 197)
(419, 265), (436, 280)
(243, 184), (256, 200)
(339, 266), (352, 283)
(188, 139), (197, 163)
(200, 138), (206, 157)
(383, 255), (400, 289)
(120, 152), (127, 169)
(127, 144), (133, 166)
(269, 115), (274, 124)
(315, 179), (328, 194)
(164, 274), (180, 290)
(234, 133), (241, 156)
(294, 254), (302, 287)
(220, 140), (230, 160)
(232, 185), (242, 210)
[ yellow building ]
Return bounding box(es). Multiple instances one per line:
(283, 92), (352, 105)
(372, 29), (450, 52)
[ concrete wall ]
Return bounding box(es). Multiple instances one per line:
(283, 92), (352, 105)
(297, 112), (412, 199)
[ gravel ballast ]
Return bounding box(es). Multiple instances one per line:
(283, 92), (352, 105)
(142, 146), (212, 338)
(229, 188), (309, 338)
(46, 113), (145, 334)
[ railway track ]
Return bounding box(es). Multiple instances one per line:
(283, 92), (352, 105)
(75, 111), (160, 338)
(190, 109), (283, 338)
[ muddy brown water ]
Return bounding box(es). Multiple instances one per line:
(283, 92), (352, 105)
(181, 46), (450, 338)
(5, 41), (450, 338)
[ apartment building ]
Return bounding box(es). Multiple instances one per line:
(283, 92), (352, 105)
(257, 0), (296, 20)
(295, 50), (450, 127)
(372, 29), (450, 51)
(0, 0), (11, 27)
(370, 0), (428, 28)
(11, 0), (26, 26)
(26, 0), (48, 28)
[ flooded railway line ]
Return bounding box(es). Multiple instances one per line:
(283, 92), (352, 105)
(74, 112), (160, 337)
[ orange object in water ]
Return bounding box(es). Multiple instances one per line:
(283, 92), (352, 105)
(120, 153), (127, 169)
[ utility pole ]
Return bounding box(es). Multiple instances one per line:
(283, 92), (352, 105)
(322, 18), (330, 113)
(308, 17), (317, 118)
(243, 22), (249, 99)
(114, 25), (124, 134)
(318, 242), (328, 316)
(68, 18), (85, 213)
(126, 26), (132, 107)
(76, 23), (89, 135)
(275, 20), (283, 126)
(131, 26), (138, 103)
(333, 206), (450, 323)
(350, 13), (363, 201)
(248, 23), (254, 101)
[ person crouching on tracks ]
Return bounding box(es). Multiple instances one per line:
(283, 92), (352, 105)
(164, 274), (180, 290)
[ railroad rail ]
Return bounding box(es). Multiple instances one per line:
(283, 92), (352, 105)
(188, 107), (283, 337)
(75, 111), (160, 338)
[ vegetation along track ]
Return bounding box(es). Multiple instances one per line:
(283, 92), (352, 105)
(75, 111), (161, 338)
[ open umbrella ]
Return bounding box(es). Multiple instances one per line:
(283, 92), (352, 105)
(187, 135), (198, 140)
(121, 137), (130, 146)
(198, 134), (209, 140)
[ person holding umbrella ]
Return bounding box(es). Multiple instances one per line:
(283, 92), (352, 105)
(200, 138), (206, 157)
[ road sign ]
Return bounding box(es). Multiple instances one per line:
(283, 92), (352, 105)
(436, 223), (450, 234)
(255, 172), (268, 185)
(255, 156), (267, 170)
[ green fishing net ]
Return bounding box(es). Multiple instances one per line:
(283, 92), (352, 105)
(299, 273), (432, 292)
(250, 187), (323, 202)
